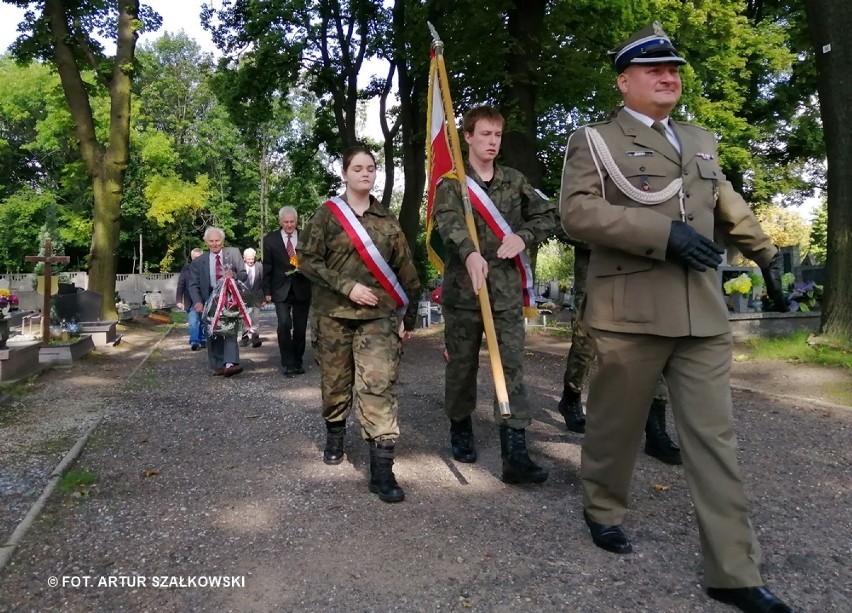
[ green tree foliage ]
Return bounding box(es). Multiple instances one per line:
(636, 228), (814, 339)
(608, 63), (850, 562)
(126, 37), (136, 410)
(535, 239), (575, 289)
(807, 196), (827, 263)
(756, 205), (811, 251)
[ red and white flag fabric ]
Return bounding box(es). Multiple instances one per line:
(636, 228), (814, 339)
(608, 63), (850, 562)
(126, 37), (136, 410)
(425, 48), (454, 274)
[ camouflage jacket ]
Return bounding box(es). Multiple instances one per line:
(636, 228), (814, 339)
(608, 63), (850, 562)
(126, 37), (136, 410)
(299, 194), (421, 330)
(433, 164), (557, 311)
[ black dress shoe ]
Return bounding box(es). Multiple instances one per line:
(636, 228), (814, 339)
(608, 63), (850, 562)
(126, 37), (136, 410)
(292, 365), (305, 374)
(583, 510), (633, 554)
(190, 342), (200, 351)
(706, 586), (794, 613)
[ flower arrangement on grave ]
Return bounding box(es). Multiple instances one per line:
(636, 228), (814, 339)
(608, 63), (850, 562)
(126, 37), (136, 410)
(788, 280), (823, 312)
(0, 288), (20, 313)
(723, 274), (752, 296)
(202, 276), (254, 337)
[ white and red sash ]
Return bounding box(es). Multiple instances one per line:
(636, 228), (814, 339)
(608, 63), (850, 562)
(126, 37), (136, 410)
(324, 197), (409, 318)
(465, 177), (538, 317)
(210, 276), (254, 334)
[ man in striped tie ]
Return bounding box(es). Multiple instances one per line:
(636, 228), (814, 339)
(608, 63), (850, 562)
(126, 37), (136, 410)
(262, 206), (312, 375)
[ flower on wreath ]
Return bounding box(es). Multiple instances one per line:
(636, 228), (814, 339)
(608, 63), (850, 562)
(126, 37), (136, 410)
(202, 279), (250, 337)
(286, 254), (300, 276)
(723, 274), (752, 296)
(0, 288), (20, 309)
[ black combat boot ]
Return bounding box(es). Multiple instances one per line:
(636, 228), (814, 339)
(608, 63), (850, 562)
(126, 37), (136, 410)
(557, 388), (586, 433)
(644, 399), (682, 465)
(368, 440), (405, 503)
(449, 417), (477, 463)
(499, 426), (549, 484)
(323, 421), (346, 465)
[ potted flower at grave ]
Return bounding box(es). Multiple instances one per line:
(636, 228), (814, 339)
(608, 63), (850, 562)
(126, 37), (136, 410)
(723, 274), (752, 313)
(0, 289), (20, 317)
(789, 280), (823, 312)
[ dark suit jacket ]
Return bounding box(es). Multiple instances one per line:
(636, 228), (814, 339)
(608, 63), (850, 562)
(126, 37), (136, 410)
(176, 263), (192, 308)
(262, 230), (311, 303)
(243, 262), (262, 292)
(188, 247), (247, 306)
(243, 261), (264, 304)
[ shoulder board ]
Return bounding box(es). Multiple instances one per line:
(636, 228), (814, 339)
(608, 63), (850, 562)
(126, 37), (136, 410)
(440, 171), (458, 181)
(579, 118), (612, 129)
(673, 120), (711, 133)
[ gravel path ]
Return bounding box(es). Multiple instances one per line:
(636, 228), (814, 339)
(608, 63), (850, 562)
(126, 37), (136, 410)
(0, 314), (849, 611)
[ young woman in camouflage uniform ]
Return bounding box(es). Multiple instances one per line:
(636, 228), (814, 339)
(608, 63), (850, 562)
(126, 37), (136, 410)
(299, 146), (421, 503)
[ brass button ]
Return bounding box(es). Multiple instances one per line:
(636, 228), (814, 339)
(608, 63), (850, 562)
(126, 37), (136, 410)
(687, 213), (695, 221)
(616, 265), (622, 271)
(639, 166), (646, 172)
(645, 248), (653, 255)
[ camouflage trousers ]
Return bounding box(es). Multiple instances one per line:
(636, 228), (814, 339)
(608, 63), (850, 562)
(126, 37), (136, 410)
(563, 247), (668, 402)
(443, 305), (531, 429)
(315, 314), (402, 442)
(563, 248), (594, 394)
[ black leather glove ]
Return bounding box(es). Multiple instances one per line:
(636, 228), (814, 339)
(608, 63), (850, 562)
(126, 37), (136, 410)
(665, 221), (724, 271)
(761, 248), (789, 312)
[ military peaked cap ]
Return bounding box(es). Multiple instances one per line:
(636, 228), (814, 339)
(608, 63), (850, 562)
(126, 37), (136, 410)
(609, 21), (687, 73)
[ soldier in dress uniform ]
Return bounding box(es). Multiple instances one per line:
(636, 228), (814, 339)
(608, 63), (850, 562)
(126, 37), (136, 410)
(433, 105), (558, 484)
(559, 22), (793, 613)
(299, 145), (420, 503)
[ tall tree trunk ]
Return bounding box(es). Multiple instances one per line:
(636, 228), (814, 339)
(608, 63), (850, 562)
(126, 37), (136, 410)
(46, 0), (138, 320)
(393, 0), (427, 250)
(499, 0), (546, 187)
(805, 0), (852, 339)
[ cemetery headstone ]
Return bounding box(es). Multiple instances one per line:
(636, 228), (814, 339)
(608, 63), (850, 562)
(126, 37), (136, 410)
(53, 289), (103, 323)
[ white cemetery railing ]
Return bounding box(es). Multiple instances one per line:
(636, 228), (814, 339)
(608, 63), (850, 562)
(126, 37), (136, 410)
(1, 272), (182, 310)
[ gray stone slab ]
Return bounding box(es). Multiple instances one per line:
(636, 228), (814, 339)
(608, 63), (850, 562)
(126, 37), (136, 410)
(80, 321), (118, 347)
(38, 335), (95, 365)
(728, 311), (821, 341)
(0, 340), (44, 383)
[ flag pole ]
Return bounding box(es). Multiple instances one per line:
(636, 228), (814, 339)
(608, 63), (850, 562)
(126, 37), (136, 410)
(428, 23), (511, 418)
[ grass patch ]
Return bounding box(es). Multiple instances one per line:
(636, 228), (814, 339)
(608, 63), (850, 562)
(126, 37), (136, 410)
(58, 468), (97, 496)
(530, 322), (573, 338)
(742, 331), (852, 368)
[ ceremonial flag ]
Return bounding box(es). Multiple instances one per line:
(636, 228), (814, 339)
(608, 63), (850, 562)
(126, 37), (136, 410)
(425, 48), (454, 274)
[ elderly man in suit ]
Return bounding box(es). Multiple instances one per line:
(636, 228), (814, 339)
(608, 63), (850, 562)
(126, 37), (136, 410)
(559, 22), (792, 613)
(262, 206), (312, 375)
(240, 247), (264, 348)
(188, 227), (248, 377)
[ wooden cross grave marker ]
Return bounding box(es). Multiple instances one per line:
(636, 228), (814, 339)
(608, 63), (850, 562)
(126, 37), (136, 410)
(24, 235), (70, 342)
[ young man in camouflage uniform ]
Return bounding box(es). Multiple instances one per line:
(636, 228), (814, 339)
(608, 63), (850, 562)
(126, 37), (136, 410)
(433, 105), (557, 484)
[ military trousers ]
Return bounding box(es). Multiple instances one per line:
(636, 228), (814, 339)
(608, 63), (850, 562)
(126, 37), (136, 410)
(563, 248), (594, 394)
(562, 247), (668, 403)
(443, 305), (531, 429)
(582, 329), (762, 588)
(315, 314), (401, 442)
